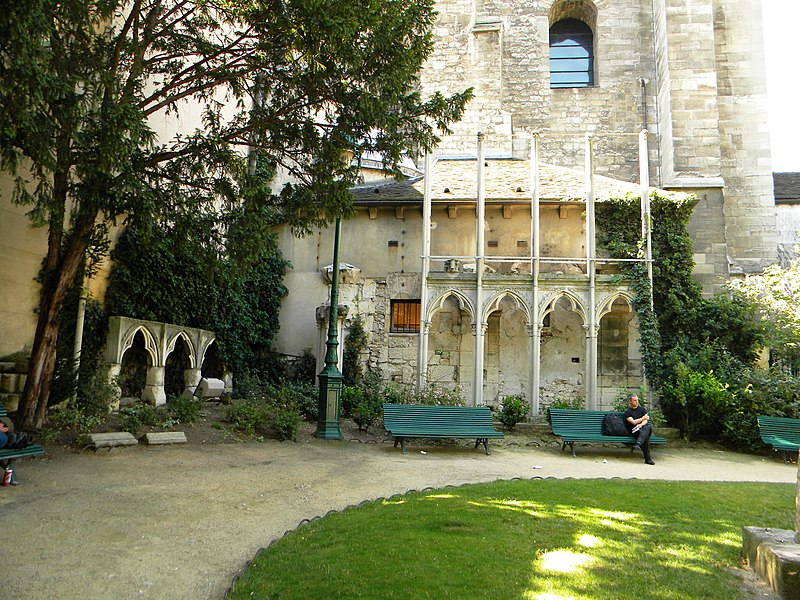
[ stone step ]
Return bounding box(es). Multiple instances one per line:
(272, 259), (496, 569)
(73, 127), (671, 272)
(79, 432), (139, 449)
(742, 526), (800, 598)
(143, 431), (187, 445)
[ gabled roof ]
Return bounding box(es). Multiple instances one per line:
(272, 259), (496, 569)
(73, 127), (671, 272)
(351, 157), (692, 204)
(773, 173), (800, 203)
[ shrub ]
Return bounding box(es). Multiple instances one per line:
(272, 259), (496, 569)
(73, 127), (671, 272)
(167, 395), (204, 425)
(119, 402), (171, 435)
(351, 386), (383, 432)
(545, 397), (584, 423)
(341, 385), (364, 418)
(342, 318), (368, 386)
(498, 395), (528, 430)
(273, 381), (318, 420)
(293, 348), (317, 384)
(225, 396), (271, 435)
(660, 363), (732, 441)
(382, 382), (414, 405)
(47, 403), (104, 436)
(271, 405), (301, 441)
(416, 384), (465, 406)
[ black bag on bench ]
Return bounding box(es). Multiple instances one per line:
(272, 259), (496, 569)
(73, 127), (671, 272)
(603, 413), (628, 436)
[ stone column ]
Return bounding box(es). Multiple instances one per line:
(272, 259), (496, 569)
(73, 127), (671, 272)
(143, 365), (167, 406)
(183, 368), (202, 398)
(107, 363), (122, 411)
(528, 323), (541, 417)
(584, 324), (599, 410)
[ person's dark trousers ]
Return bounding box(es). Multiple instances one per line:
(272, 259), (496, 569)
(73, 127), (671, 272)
(633, 424), (652, 461)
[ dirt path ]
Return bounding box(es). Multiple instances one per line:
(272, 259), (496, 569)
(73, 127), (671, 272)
(1, 435), (794, 600)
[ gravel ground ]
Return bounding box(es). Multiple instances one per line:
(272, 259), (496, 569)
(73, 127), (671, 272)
(0, 418), (793, 600)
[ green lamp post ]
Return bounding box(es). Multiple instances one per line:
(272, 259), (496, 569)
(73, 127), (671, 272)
(316, 147), (354, 440)
(316, 215), (344, 439)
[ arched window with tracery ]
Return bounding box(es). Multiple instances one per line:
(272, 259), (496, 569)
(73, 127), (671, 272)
(549, 17), (594, 88)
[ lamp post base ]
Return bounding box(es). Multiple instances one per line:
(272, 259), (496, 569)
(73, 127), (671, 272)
(316, 368), (342, 440)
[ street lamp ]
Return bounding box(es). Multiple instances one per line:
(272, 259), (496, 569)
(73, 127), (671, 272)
(316, 148), (354, 439)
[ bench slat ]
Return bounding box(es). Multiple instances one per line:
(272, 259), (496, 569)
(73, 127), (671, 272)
(757, 416), (800, 460)
(383, 404), (504, 454)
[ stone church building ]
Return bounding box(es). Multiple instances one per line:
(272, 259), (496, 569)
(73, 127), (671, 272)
(275, 0), (777, 412)
(0, 0), (779, 413)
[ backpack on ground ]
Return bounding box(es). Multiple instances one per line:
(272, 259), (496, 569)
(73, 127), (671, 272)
(602, 413), (628, 436)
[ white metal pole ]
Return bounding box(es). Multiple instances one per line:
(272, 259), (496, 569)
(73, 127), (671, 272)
(417, 153), (433, 393)
(585, 134), (598, 410)
(639, 129), (654, 311)
(474, 133), (486, 406)
(530, 133), (541, 417)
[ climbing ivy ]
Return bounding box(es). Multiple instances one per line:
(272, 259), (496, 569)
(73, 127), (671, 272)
(597, 192), (770, 445)
(342, 318), (369, 386)
(596, 192), (763, 385)
(105, 209), (289, 379)
(596, 192), (698, 384)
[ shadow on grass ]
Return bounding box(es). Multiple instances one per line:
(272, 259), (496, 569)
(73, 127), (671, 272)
(228, 480), (793, 599)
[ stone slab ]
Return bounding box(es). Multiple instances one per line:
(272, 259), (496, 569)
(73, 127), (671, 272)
(742, 526), (800, 598)
(197, 378), (225, 398)
(80, 432), (138, 448)
(143, 432), (187, 445)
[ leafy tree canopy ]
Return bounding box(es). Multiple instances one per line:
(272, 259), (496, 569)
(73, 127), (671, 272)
(730, 257), (800, 350)
(0, 0), (472, 428)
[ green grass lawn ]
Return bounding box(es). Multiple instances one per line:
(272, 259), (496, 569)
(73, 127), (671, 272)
(229, 480), (793, 599)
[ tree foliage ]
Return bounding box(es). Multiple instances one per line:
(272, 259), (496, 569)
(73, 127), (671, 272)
(0, 0), (472, 428)
(729, 257), (800, 352)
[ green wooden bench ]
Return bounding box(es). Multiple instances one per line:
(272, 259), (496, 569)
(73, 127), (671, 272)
(382, 404), (504, 455)
(549, 408), (666, 457)
(757, 415), (800, 463)
(1, 405), (45, 485)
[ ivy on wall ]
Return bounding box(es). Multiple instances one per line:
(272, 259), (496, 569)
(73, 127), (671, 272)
(597, 192), (698, 384)
(596, 192), (763, 384)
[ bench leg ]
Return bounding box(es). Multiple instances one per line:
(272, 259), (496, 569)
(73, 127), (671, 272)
(399, 438), (407, 454)
(570, 442), (576, 458)
(475, 438), (491, 455)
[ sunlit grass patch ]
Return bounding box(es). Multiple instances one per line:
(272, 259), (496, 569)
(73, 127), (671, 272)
(229, 480), (793, 599)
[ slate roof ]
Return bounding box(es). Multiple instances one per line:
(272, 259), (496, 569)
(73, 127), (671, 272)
(351, 157), (692, 205)
(773, 173), (800, 203)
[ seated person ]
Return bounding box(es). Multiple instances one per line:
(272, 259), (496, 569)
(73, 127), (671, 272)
(0, 418), (34, 450)
(624, 394), (655, 465)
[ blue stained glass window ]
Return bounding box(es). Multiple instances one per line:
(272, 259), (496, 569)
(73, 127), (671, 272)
(550, 18), (594, 88)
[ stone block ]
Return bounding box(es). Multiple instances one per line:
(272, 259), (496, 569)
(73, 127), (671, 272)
(742, 526), (800, 599)
(143, 431), (187, 445)
(197, 378), (225, 398)
(80, 432), (138, 448)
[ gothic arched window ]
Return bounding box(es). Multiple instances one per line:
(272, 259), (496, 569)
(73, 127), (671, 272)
(549, 18), (594, 88)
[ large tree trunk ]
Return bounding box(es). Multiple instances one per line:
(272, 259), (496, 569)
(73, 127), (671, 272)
(16, 206), (96, 430)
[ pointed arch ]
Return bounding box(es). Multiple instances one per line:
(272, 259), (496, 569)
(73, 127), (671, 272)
(482, 289), (531, 324)
(597, 291), (635, 322)
(426, 289), (475, 323)
(197, 335), (217, 368)
(119, 325), (159, 366)
(539, 289), (587, 326)
(166, 330), (196, 369)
